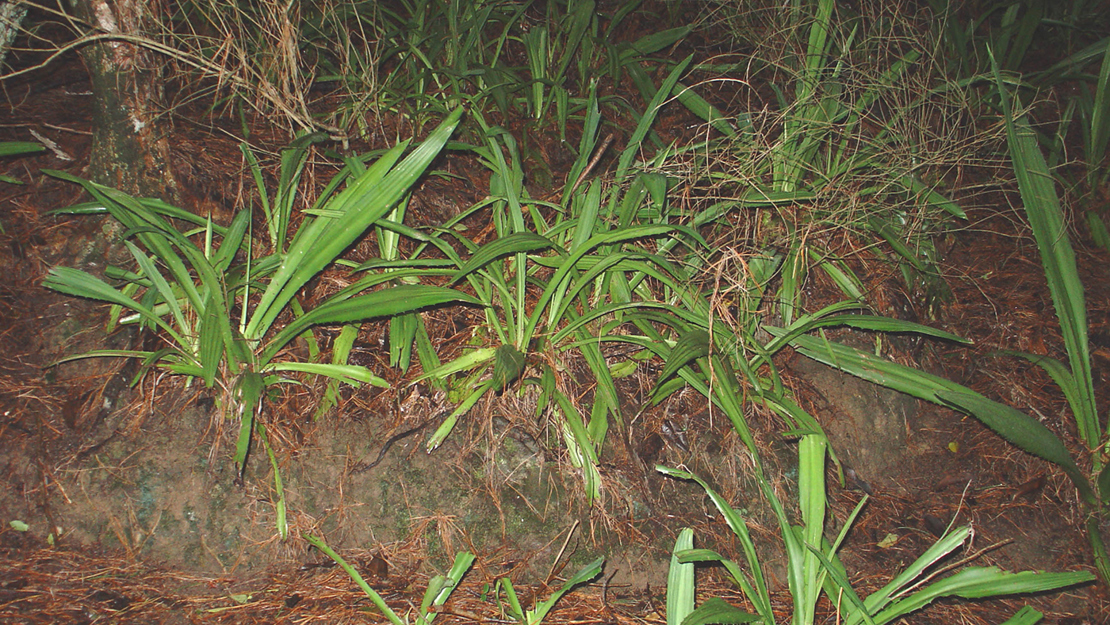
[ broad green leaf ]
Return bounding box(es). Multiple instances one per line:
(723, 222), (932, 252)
(43, 267), (185, 346)
(1087, 211), (1110, 252)
(782, 331), (967, 402)
(43, 190), (235, 236)
(785, 331), (1096, 504)
(658, 466), (773, 622)
(490, 343), (526, 391)
(498, 578), (525, 622)
(900, 174), (965, 219)
(123, 240), (188, 336)
(673, 83), (737, 138)
(995, 350), (1083, 421)
(555, 390), (602, 502)
(652, 329), (709, 403)
(935, 390), (1094, 504)
(629, 25), (691, 56)
(266, 362), (389, 387)
(798, 435), (827, 616)
(812, 253), (865, 301)
(530, 224), (694, 342)
(314, 324), (362, 420)
(811, 543), (876, 625)
(844, 527), (971, 625)
(667, 528), (695, 625)
(1087, 40), (1110, 183)
(681, 597), (761, 625)
(247, 109), (464, 340)
(993, 58), (1098, 448)
(389, 313), (418, 371)
(232, 371), (264, 473)
(246, 139), (406, 338)
(1000, 606), (1043, 625)
(1099, 463), (1110, 505)
(871, 567), (1093, 625)
(867, 218), (927, 272)
(527, 557), (604, 624)
(423, 552), (476, 615)
(578, 335), (620, 433)
(262, 286), (480, 364)
(212, 209), (251, 274)
(427, 380), (491, 451)
(811, 314), (970, 344)
(198, 292), (224, 388)
(0, 141), (45, 157)
(255, 421), (287, 539)
(414, 347), (497, 383)
(616, 55), (694, 179)
(448, 232), (557, 284)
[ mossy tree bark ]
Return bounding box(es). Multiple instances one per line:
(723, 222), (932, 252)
(73, 0), (177, 200)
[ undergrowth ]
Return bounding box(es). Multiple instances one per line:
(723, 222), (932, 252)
(6, 0), (1108, 621)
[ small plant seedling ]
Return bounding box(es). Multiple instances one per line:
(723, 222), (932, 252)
(497, 557), (604, 625)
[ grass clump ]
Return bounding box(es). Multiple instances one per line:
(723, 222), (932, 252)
(43, 111), (474, 537)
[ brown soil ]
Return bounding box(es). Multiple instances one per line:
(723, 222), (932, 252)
(2, 6), (1110, 625)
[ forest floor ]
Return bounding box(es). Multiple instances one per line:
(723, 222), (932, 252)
(2, 10), (1110, 625)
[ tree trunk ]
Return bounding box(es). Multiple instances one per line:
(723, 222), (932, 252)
(74, 0), (177, 200)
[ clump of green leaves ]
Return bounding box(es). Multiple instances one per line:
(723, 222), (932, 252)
(661, 426), (1093, 624)
(702, 0), (969, 319)
(306, 534), (475, 625)
(496, 557), (603, 624)
(43, 110), (475, 536)
(771, 57), (1110, 584)
(352, 63), (719, 502)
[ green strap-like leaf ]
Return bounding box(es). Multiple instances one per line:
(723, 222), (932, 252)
(528, 557), (604, 623)
(232, 371), (264, 475)
(448, 232), (557, 284)
(43, 267), (187, 347)
(787, 331), (1097, 505)
(667, 529), (695, 625)
(993, 56), (1098, 449)
(198, 291), (224, 388)
(936, 390), (1095, 505)
(266, 362), (389, 387)
(261, 285), (480, 364)
(490, 343), (526, 391)
(212, 209), (251, 274)
(844, 527), (971, 625)
(554, 390), (602, 502)
(871, 567), (1093, 625)
(0, 141), (46, 157)
(994, 349), (1084, 423)
(813, 314), (970, 343)
(784, 331), (965, 402)
(651, 329), (709, 403)
(616, 55), (694, 179)
(413, 347), (497, 384)
(528, 223), (691, 343)
(658, 467), (774, 622)
(999, 606), (1044, 625)
(246, 109), (464, 340)
(798, 435), (827, 616)
(303, 535), (405, 625)
(123, 241), (190, 336)
(680, 597), (761, 625)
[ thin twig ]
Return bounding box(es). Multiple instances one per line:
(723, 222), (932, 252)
(568, 134), (614, 197)
(545, 519), (580, 585)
